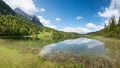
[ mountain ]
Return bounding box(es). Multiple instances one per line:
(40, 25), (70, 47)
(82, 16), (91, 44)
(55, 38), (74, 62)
(14, 7), (43, 27)
(14, 8), (32, 19)
(0, 0), (41, 36)
(0, 0), (15, 15)
(0, 0), (81, 38)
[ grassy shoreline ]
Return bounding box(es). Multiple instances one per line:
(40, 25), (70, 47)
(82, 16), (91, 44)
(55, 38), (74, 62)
(0, 46), (84, 68)
(86, 35), (120, 68)
(0, 37), (83, 68)
(0, 36), (120, 68)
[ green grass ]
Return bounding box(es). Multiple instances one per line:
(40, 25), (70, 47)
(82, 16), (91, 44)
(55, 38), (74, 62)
(0, 36), (120, 68)
(87, 36), (120, 68)
(0, 38), (83, 68)
(0, 46), (83, 68)
(0, 46), (36, 68)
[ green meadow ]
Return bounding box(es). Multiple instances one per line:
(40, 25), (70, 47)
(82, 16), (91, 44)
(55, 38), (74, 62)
(0, 36), (120, 68)
(0, 37), (83, 68)
(0, 0), (120, 68)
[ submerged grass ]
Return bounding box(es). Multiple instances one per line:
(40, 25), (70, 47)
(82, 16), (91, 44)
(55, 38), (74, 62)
(40, 36), (120, 68)
(88, 36), (120, 68)
(0, 36), (120, 68)
(0, 45), (83, 68)
(0, 38), (83, 68)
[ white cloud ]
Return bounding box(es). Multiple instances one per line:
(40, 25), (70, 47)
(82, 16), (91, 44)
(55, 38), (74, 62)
(40, 8), (45, 12)
(63, 38), (91, 45)
(3, 0), (38, 15)
(60, 27), (91, 34)
(76, 16), (83, 20)
(98, 0), (120, 26)
(86, 23), (104, 31)
(38, 16), (56, 29)
(87, 23), (97, 28)
(60, 22), (104, 34)
(55, 18), (61, 21)
(98, 8), (119, 18)
(40, 44), (57, 57)
(98, 0), (120, 18)
(87, 43), (102, 49)
(116, 0), (120, 12)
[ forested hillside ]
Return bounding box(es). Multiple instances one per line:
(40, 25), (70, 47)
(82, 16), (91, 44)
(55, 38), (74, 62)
(91, 17), (120, 39)
(39, 27), (81, 39)
(0, 0), (81, 38)
(14, 7), (43, 27)
(0, 0), (40, 36)
(0, 14), (40, 36)
(0, 0), (15, 15)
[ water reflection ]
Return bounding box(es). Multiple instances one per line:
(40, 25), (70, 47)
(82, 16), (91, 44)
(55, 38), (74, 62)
(40, 38), (107, 58)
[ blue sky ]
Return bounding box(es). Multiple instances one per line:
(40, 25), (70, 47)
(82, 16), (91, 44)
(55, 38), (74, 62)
(3, 0), (120, 33)
(35, 0), (110, 31)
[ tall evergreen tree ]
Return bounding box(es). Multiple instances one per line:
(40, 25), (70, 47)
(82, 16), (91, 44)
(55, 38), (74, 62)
(104, 23), (107, 28)
(109, 17), (116, 31)
(118, 17), (120, 25)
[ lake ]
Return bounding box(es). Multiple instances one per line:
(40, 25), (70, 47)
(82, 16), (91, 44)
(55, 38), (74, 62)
(0, 37), (120, 68)
(40, 37), (107, 61)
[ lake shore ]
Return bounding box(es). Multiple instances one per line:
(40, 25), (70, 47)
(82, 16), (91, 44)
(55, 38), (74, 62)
(0, 37), (83, 68)
(86, 36), (120, 68)
(0, 36), (120, 68)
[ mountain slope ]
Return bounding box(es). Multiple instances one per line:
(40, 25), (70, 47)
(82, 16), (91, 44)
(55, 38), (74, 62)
(0, 0), (15, 15)
(0, 0), (40, 36)
(0, 0), (81, 38)
(14, 8), (43, 27)
(89, 17), (120, 39)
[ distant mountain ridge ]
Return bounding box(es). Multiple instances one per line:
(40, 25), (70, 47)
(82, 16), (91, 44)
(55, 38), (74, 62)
(0, 0), (15, 15)
(0, 0), (41, 36)
(0, 0), (81, 38)
(14, 7), (43, 27)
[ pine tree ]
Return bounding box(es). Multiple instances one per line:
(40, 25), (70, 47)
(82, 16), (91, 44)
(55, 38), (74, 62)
(109, 17), (116, 31)
(104, 23), (107, 28)
(118, 17), (120, 25)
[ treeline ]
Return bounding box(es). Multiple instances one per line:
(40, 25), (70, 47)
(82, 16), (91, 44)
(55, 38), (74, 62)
(0, 0), (81, 38)
(92, 17), (120, 39)
(0, 13), (80, 38)
(0, 14), (40, 36)
(40, 27), (81, 39)
(0, 0), (41, 36)
(0, 14), (81, 38)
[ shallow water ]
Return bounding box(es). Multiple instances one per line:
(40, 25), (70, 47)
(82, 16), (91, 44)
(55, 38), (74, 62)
(40, 38), (107, 59)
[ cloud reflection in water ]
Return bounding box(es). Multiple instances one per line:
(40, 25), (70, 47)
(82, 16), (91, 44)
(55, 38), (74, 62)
(40, 38), (106, 58)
